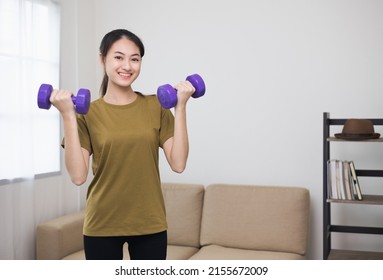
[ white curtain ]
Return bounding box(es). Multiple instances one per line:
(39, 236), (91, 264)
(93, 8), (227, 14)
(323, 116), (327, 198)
(0, 0), (77, 260)
(0, 0), (61, 181)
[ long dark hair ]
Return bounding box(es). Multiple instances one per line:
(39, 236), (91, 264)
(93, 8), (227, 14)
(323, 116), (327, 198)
(99, 29), (145, 97)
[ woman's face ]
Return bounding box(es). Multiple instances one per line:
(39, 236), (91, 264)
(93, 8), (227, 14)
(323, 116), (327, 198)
(102, 37), (142, 89)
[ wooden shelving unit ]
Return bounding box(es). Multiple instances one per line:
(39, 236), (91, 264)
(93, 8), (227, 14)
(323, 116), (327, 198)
(323, 112), (383, 260)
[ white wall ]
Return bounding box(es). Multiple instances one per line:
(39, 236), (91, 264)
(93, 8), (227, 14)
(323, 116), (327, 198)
(2, 0), (383, 260)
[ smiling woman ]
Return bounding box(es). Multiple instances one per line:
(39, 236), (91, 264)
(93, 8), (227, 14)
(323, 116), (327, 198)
(0, 0), (61, 183)
(51, 28), (196, 260)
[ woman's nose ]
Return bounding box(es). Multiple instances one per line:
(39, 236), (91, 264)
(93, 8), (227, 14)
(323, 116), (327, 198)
(122, 59), (131, 70)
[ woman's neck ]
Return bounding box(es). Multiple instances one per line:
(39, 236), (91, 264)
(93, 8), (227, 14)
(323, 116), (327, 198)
(103, 84), (137, 105)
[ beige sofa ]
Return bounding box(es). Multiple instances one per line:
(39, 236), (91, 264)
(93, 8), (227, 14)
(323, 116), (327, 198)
(36, 183), (310, 260)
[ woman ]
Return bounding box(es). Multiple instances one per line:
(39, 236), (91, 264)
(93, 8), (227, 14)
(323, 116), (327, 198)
(50, 29), (194, 260)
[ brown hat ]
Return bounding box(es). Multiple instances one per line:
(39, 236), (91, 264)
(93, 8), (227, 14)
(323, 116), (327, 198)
(335, 119), (380, 140)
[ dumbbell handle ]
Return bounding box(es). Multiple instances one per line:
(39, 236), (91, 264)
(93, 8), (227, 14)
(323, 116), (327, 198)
(37, 84), (90, 114)
(157, 74), (206, 109)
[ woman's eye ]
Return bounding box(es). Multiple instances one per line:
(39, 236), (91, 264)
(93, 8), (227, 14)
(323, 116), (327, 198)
(115, 56), (123, 60)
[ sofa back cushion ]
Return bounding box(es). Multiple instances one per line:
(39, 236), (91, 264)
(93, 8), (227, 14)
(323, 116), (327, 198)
(162, 183), (205, 248)
(200, 184), (310, 255)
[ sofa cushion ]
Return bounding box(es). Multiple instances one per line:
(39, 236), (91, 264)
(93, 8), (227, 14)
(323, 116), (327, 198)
(62, 250), (85, 260)
(161, 183), (204, 248)
(189, 244), (305, 260)
(167, 245), (200, 260)
(122, 242), (200, 260)
(200, 184), (310, 256)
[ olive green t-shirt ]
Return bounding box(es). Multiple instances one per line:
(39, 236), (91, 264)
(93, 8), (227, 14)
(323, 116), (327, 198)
(70, 94), (174, 236)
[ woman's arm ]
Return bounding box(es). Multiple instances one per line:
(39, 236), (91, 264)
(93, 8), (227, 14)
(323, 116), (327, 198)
(163, 81), (194, 173)
(50, 89), (90, 185)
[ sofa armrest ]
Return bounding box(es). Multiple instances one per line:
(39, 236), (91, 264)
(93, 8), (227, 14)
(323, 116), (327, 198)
(36, 210), (85, 260)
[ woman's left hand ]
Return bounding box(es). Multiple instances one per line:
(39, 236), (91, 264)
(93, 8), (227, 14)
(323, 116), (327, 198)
(173, 81), (195, 108)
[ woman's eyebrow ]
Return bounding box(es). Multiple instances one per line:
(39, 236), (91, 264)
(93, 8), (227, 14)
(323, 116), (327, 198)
(114, 51), (140, 57)
(114, 51), (125, 55)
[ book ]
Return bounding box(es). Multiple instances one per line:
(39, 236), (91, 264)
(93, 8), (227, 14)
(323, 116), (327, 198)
(342, 161), (354, 200)
(327, 160), (338, 199)
(335, 160), (342, 199)
(349, 161), (363, 200)
(326, 160), (333, 199)
(327, 159), (362, 201)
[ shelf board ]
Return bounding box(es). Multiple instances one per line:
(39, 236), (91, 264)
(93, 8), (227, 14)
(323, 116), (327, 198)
(327, 137), (383, 142)
(328, 249), (383, 260)
(327, 195), (383, 205)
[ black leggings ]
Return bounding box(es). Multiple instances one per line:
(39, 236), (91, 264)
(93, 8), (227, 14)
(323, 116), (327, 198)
(83, 231), (167, 260)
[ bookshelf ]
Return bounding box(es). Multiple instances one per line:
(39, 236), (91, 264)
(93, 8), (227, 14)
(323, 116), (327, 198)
(323, 112), (383, 260)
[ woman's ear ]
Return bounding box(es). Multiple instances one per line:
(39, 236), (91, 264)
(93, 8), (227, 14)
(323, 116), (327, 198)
(99, 53), (105, 67)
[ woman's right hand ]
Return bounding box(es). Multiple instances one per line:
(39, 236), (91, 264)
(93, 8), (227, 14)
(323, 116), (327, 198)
(49, 89), (76, 118)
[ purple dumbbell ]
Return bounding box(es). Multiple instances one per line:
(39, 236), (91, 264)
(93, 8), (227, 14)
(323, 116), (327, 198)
(157, 74), (206, 109)
(37, 84), (91, 114)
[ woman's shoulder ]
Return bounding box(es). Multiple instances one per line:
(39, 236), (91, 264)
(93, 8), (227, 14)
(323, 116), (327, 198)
(89, 97), (104, 107)
(137, 93), (161, 107)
